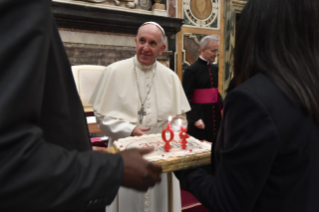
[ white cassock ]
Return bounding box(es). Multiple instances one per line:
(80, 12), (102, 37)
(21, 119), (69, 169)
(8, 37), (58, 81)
(90, 55), (190, 212)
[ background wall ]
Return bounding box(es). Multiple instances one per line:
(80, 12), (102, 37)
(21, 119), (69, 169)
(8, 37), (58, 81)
(223, 0), (247, 96)
(53, 0), (182, 69)
(53, 0), (234, 96)
(176, 0), (225, 96)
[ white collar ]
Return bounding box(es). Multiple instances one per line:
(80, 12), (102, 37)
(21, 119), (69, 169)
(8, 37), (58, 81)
(134, 55), (156, 71)
(199, 56), (210, 65)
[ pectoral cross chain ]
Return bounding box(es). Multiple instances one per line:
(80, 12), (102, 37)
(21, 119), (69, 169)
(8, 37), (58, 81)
(138, 106), (146, 124)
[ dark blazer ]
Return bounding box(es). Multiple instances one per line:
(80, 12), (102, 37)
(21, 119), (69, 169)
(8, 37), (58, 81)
(0, 0), (123, 211)
(176, 73), (319, 211)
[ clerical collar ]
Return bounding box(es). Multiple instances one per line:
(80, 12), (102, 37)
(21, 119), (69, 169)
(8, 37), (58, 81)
(199, 56), (210, 65)
(134, 55), (156, 71)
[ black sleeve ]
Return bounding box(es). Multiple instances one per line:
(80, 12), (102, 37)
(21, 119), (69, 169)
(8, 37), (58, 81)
(213, 64), (224, 109)
(225, 78), (236, 94)
(0, 1), (123, 211)
(182, 67), (201, 123)
(176, 89), (279, 211)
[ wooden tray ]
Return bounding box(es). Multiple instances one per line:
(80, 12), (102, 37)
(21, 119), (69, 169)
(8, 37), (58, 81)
(107, 146), (211, 173)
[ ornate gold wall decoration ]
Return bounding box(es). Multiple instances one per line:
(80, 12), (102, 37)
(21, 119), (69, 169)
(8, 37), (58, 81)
(191, 0), (212, 20)
(139, 0), (152, 10)
(183, 0), (219, 28)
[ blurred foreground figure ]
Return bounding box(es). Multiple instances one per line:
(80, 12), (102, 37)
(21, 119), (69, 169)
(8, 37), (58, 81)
(176, 0), (319, 211)
(0, 1), (161, 211)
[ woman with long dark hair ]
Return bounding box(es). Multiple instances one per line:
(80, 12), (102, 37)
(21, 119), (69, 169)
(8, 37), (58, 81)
(176, 0), (319, 211)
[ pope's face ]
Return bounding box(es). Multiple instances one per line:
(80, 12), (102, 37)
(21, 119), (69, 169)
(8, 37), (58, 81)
(201, 41), (219, 63)
(135, 24), (166, 66)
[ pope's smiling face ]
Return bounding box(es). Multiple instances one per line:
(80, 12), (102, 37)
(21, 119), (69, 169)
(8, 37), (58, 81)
(135, 24), (166, 66)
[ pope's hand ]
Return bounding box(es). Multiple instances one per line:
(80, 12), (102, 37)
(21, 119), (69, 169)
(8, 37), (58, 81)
(131, 126), (150, 136)
(119, 148), (162, 191)
(194, 119), (205, 129)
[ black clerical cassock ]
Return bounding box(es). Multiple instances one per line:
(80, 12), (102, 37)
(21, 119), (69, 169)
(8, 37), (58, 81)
(182, 57), (223, 143)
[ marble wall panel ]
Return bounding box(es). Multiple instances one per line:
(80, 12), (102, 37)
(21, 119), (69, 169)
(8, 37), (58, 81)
(60, 30), (172, 67)
(62, 0), (143, 10)
(168, 0), (176, 17)
(59, 30), (136, 47)
(222, 0), (234, 95)
(64, 43), (136, 66)
(222, 0), (247, 96)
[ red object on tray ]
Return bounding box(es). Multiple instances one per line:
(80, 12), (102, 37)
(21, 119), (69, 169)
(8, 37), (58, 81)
(179, 126), (189, 149)
(161, 121), (174, 152)
(90, 136), (108, 147)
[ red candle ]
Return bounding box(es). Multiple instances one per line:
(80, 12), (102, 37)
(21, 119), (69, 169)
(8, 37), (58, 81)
(161, 116), (174, 151)
(178, 119), (189, 149)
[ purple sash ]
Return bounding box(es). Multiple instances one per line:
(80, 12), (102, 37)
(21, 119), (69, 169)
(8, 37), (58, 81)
(190, 88), (219, 104)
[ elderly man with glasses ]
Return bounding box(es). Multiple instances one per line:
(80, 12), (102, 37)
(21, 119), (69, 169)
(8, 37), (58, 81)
(182, 36), (223, 174)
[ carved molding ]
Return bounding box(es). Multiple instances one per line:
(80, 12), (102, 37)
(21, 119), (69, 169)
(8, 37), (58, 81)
(51, 1), (183, 35)
(230, 0), (247, 13)
(85, 0), (108, 2)
(74, 0), (137, 9)
(185, 34), (200, 45)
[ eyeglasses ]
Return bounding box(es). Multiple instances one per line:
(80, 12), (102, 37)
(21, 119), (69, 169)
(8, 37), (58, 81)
(211, 50), (219, 54)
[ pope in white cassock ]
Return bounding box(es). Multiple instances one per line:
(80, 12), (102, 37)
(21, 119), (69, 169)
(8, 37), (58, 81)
(90, 22), (191, 212)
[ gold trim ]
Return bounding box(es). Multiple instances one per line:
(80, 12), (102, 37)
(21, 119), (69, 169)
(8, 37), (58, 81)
(107, 146), (211, 173)
(182, 203), (202, 210)
(84, 106), (94, 112)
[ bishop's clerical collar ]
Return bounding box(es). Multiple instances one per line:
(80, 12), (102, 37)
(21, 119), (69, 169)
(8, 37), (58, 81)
(134, 55), (156, 71)
(199, 56), (210, 65)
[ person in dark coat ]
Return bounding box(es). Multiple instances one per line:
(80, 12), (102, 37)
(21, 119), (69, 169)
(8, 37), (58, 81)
(175, 0), (319, 211)
(182, 36), (223, 144)
(0, 0), (162, 211)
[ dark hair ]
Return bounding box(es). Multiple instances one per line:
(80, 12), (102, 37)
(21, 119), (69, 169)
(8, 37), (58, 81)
(234, 0), (319, 122)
